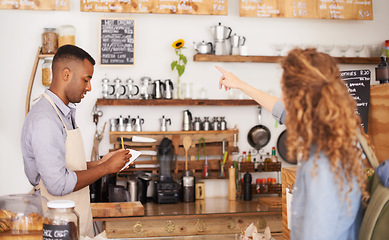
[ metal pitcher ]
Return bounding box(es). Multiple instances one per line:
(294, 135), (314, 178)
(183, 110), (192, 131)
(160, 115), (171, 132)
(163, 79), (174, 99)
(132, 116), (145, 132)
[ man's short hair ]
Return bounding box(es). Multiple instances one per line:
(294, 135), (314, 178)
(53, 45), (95, 70)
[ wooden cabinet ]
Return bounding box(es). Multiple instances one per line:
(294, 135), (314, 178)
(95, 198), (282, 239)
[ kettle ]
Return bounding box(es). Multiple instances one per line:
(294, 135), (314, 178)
(183, 110), (192, 131)
(132, 116), (145, 132)
(153, 79), (163, 99)
(162, 79), (174, 99)
(210, 22), (232, 41)
(194, 41), (213, 54)
(160, 115), (171, 132)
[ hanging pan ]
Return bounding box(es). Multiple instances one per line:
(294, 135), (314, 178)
(277, 129), (297, 164)
(247, 106), (271, 150)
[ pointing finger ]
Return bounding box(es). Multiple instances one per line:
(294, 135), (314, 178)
(215, 65), (228, 75)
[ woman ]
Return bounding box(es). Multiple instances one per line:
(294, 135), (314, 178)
(216, 48), (368, 240)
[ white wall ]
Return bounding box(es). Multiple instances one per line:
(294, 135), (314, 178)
(0, 0), (387, 196)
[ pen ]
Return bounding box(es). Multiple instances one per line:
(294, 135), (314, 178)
(121, 137), (124, 150)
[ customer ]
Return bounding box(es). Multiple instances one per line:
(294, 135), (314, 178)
(21, 45), (132, 237)
(216, 48), (368, 240)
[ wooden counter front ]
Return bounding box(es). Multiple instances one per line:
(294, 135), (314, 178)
(281, 167), (297, 240)
(95, 198), (282, 238)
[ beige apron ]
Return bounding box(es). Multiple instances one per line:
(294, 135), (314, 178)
(37, 93), (93, 237)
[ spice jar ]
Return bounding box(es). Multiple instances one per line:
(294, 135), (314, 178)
(42, 27), (58, 54)
(42, 57), (53, 86)
(43, 200), (79, 240)
(58, 25), (75, 47)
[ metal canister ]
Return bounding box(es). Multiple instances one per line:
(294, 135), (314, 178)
(110, 118), (118, 132)
(193, 117), (201, 131)
(202, 117), (210, 131)
(220, 117), (227, 130)
(212, 117), (219, 131)
(127, 179), (138, 202)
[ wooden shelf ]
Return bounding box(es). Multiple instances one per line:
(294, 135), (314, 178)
(96, 98), (257, 106)
(193, 54), (381, 64)
(39, 53), (55, 59)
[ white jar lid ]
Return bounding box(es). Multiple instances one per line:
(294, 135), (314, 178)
(47, 200), (75, 209)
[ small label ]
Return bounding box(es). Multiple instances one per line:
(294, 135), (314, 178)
(43, 224), (70, 240)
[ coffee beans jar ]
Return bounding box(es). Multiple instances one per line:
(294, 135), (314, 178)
(58, 25), (75, 47)
(43, 200), (79, 240)
(42, 57), (53, 86)
(42, 27), (58, 54)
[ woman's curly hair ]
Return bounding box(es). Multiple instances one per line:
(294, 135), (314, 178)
(281, 48), (368, 202)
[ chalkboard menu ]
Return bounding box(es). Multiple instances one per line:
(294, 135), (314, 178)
(240, 0), (372, 20)
(341, 69), (371, 133)
(81, 0), (227, 15)
(100, 18), (135, 66)
(0, 0), (69, 10)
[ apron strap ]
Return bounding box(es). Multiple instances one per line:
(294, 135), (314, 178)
(43, 93), (69, 132)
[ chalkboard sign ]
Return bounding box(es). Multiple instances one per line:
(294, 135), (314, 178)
(240, 0), (372, 20)
(100, 18), (135, 66)
(0, 0), (69, 10)
(81, 0), (227, 15)
(341, 69), (371, 133)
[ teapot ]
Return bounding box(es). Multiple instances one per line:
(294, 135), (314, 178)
(193, 41), (213, 54)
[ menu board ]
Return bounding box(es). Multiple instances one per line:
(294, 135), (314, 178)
(341, 69), (371, 133)
(240, 0), (372, 20)
(100, 18), (135, 66)
(81, 0), (227, 15)
(0, 0), (69, 10)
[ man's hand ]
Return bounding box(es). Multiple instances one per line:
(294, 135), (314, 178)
(101, 149), (132, 173)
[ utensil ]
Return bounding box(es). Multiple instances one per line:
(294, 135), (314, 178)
(193, 41), (213, 54)
(277, 129), (297, 164)
(162, 79), (174, 99)
(172, 135), (180, 174)
(183, 136), (192, 171)
(117, 136), (156, 143)
(183, 110), (192, 131)
(132, 116), (145, 132)
(160, 115), (171, 132)
(247, 106), (271, 150)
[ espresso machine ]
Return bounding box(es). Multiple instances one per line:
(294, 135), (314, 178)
(210, 22), (232, 55)
(153, 138), (179, 204)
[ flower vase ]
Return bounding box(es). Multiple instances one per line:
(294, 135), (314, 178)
(176, 77), (181, 99)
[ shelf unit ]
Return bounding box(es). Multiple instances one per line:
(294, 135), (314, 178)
(25, 47), (55, 116)
(96, 98), (257, 106)
(193, 54), (381, 64)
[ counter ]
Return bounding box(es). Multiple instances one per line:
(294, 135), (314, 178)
(94, 197), (282, 239)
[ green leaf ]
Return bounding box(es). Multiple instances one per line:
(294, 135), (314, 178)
(180, 55), (187, 65)
(176, 65), (185, 76)
(171, 61), (177, 71)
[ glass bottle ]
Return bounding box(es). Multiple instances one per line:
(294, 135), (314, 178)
(43, 200), (79, 240)
(58, 25), (75, 47)
(42, 27), (58, 54)
(256, 178), (261, 194)
(247, 150), (252, 163)
(271, 147), (278, 162)
(42, 57), (53, 86)
(241, 151), (247, 162)
(264, 152), (271, 171)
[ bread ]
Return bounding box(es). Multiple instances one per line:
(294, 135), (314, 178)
(0, 210), (43, 232)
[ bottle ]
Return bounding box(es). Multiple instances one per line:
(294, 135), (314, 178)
(41, 27), (58, 54)
(228, 166), (236, 201)
(241, 151), (247, 162)
(58, 25), (75, 47)
(264, 152), (271, 171)
(247, 150), (252, 163)
(253, 158), (258, 171)
(43, 200), (79, 240)
(271, 147), (278, 162)
(42, 57), (53, 86)
(243, 172), (252, 201)
(256, 178), (261, 194)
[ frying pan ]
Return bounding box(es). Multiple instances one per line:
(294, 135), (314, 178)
(277, 129), (297, 164)
(247, 106), (271, 150)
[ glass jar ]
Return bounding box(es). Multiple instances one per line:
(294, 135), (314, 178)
(42, 57), (53, 86)
(58, 25), (75, 47)
(0, 194), (47, 235)
(42, 27), (58, 54)
(43, 200), (79, 240)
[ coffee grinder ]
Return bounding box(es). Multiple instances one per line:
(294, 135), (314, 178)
(153, 138), (179, 204)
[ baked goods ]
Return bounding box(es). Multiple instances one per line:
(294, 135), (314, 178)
(0, 210), (43, 232)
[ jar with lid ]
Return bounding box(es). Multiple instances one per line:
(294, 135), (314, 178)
(260, 178), (268, 193)
(255, 178), (261, 194)
(42, 57), (53, 86)
(43, 200), (79, 240)
(42, 27), (58, 54)
(58, 25), (75, 47)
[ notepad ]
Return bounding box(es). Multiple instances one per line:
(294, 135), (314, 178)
(120, 149), (141, 171)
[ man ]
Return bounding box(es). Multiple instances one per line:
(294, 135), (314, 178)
(21, 45), (131, 237)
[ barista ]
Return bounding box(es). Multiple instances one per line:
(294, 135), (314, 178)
(21, 45), (132, 237)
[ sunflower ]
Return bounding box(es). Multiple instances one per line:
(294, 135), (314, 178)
(172, 39), (185, 49)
